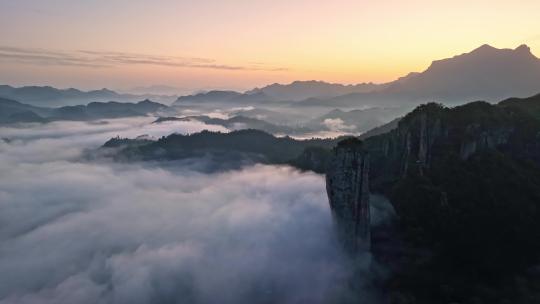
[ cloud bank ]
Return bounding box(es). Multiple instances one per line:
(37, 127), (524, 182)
(0, 119), (380, 303)
(0, 46), (287, 72)
(323, 118), (357, 132)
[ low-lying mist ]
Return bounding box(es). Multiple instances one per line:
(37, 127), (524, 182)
(0, 118), (380, 303)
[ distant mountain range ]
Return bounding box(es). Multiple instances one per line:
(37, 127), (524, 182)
(4, 44), (539, 110)
(173, 44), (540, 107)
(306, 44), (540, 107)
(173, 90), (274, 106)
(246, 80), (385, 101)
(0, 85), (177, 107)
(0, 93), (402, 136)
(0, 97), (169, 124)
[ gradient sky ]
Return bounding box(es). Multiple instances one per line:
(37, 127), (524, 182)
(1, 0), (540, 93)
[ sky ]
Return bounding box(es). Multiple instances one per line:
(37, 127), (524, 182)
(1, 0), (540, 93)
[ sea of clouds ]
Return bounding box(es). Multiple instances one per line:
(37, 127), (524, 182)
(0, 118), (384, 304)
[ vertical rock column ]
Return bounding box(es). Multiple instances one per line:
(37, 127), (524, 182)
(326, 138), (371, 254)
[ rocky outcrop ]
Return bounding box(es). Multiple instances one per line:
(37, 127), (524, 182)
(362, 101), (540, 190)
(396, 106), (445, 176)
(326, 138), (371, 254)
(291, 146), (331, 173)
(458, 126), (513, 159)
(324, 97), (540, 303)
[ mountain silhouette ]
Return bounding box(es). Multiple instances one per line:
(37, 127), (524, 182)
(0, 85), (177, 107)
(303, 44), (540, 107)
(246, 80), (385, 101)
(388, 44), (540, 101)
(0, 97), (169, 124)
(175, 44), (540, 108)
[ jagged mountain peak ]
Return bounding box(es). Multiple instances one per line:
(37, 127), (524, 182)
(464, 43), (533, 60)
(514, 44), (536, 58)
(472, 43), (498, 53)
(383, 43), (540, 102)
(246, 80), (385, 101)
(515, 43), (531, 52)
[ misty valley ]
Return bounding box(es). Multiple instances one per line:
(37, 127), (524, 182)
(3, 43), (540, 304)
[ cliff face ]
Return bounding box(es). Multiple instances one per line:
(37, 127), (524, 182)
(325, 139), (371, 254)
(325, 97), (540, 303)
(325, 100), (540, 254)
(363, 99), (540, 267)
(365, 101), (540, 189)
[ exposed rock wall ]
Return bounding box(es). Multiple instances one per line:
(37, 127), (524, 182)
(325, 101), (540, 255)
(458, 127), (513, 159)
(364, 102), (538, 189)
(326, 139), (371, 254)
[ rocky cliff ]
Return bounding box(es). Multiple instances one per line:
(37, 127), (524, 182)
(325, 96), (540, 303)
(325, 138), (371, 254)
(363, 101), (540, 190)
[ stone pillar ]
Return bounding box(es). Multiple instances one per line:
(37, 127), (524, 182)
(326, 138), (370, 254)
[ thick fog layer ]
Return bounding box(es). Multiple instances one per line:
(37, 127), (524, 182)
(0, 119), (378, 304)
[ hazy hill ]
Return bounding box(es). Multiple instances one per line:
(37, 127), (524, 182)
(498, 92), (540, 119)
(0, 98), (169, 124)
(173, 81), (386, 106)
(0, 85), (177, 107)
(173, 90), (243, 105)
(246, 80), (386, 101)
(0, 97), (51, 124)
